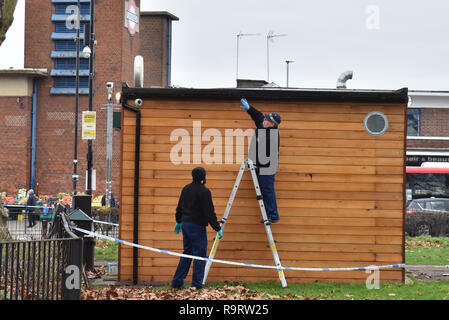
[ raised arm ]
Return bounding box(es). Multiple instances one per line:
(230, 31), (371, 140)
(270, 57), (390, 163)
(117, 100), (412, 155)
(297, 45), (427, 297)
(240, 98), (264, 128)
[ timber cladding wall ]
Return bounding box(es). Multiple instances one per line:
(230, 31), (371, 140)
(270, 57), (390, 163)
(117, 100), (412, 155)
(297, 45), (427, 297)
(119, 87), (408, 284)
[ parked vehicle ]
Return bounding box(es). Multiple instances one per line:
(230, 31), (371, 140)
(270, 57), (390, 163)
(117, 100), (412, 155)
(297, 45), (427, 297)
(405, 198), (449, 236)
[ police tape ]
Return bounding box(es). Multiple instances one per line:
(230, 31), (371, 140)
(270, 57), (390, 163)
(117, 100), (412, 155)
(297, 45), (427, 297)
(68, 224), (408, 272)
(92, 219), (119, 227)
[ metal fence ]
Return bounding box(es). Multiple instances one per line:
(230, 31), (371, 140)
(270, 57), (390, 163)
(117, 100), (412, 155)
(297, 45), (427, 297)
(3, 205), (119, 240)
(0, 237), (82, 300)
(4, 205), (54, 240)
(91, 207), (119, 239)
(0, 211), (83, 300)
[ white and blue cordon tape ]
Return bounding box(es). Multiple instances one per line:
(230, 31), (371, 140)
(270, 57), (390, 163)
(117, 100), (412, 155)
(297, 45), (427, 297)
(67, 223), (421, 271)
(92, 219), (119, 227)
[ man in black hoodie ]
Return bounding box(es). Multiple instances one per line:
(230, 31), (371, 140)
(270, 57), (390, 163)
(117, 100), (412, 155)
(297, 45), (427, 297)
(171, 167), (222, 290)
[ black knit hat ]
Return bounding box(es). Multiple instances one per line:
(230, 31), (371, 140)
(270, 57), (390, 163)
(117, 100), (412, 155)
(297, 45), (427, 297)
(192, 167), (206, 184)
(265, 112), (281, 126)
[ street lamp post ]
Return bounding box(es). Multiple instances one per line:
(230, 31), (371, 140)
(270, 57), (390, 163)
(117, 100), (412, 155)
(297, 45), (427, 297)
(105, 82), (114, 207)
(85, 0), (95, 196)
(72, 0), (81, 196)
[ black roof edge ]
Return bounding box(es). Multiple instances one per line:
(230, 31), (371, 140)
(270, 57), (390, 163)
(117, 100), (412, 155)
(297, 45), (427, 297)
(122, 86), (409, 104)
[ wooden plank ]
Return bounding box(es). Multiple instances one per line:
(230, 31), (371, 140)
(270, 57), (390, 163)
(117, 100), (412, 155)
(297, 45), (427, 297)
(121, 196), (377, 209)
(122, 206), (391, 219)
(143, 187), (402, 202)
(122, 179), (403, 193)
(139, 99), (406, 115)
(123, 143), (404, 158)
(146, 240), (402, 253)
(123, 117), (405, 132)
(123, 152), (404, 167)
(122, 169), (404, 183)
(139, 109), (406, 123)
(120, 206), (403, 220)
(122, 160), (380, 175)
(125, 226), (403, 237)
(123, 133), (405, 149)
(120, 230), (377, 244)
(124, 125), (405, 141)
(122, 177), (378, 191)
(121, 220), (403, 236)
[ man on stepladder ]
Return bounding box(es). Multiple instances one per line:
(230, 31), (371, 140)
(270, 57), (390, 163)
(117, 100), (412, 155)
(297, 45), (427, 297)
(171, 167), (223, 290)
(240, 98), (281, 224)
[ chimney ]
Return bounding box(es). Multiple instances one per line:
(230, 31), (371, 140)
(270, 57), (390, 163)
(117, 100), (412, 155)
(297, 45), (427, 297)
(139, 11), (179, 87)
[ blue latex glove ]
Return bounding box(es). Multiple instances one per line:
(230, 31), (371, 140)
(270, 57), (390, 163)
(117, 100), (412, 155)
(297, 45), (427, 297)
(240, 98), (250, 110)
(174, 222), (182, 234)
(218, 230), (223, 239)
(248, 164), (258, 171)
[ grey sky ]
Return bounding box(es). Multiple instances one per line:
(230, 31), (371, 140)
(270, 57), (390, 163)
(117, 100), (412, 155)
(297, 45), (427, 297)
(1, 0), (449, 90)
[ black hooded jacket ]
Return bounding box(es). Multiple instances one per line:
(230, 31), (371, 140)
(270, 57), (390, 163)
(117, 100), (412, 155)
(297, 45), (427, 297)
(247, 105), (280, 168)
(175, 167), (221, 232)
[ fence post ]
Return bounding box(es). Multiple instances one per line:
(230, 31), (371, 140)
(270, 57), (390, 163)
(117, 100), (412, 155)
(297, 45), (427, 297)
(61, 238), (83, 300)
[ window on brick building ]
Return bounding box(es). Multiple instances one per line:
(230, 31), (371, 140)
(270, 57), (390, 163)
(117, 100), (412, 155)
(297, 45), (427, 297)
(54, 77), (89, 89)
(55, 21), (89, 34)
(55, 58), (89, 70)
(55, 40), (85, 52)
(407, 108), (421, 136)
(55, 4), (90, 15)
(51, 2), (91, 95)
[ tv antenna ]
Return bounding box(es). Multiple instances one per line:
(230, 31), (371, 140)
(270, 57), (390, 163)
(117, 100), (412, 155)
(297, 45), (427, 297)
(267, 30), (287, 83)
(236, 32), (261, 80)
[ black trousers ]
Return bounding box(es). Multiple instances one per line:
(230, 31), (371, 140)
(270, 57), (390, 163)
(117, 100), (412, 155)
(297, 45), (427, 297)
(28, 210), (35, 227)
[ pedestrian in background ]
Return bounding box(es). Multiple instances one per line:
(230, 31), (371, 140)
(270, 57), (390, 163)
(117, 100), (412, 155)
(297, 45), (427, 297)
(27, 189), (37, 227)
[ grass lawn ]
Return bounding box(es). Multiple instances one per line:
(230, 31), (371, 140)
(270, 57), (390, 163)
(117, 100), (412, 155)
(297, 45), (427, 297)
(405, 236), (449, 265)
(240, 279), (449, 300)
(94, 239), (118, 261)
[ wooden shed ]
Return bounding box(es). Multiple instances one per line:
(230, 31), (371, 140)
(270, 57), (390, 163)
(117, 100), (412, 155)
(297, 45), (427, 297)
(119, 86), (408, 284)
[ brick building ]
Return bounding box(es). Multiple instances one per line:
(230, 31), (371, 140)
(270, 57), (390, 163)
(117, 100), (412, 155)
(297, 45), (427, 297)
(406, 91), (449, 198)
(407, 91), (449, 161)
(0, 0), (178, 197)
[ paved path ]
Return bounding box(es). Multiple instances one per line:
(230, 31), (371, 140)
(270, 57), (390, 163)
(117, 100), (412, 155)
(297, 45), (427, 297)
(406, 265), (449, 281)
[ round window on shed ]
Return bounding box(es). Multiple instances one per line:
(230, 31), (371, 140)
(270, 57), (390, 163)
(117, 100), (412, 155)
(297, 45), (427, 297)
(364, 111), (389, 136)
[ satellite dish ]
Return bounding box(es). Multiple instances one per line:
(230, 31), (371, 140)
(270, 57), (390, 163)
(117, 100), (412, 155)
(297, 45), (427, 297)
(134, 55), (144, 88)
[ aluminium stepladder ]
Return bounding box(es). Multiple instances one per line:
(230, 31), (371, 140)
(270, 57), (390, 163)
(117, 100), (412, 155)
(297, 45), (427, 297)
(202, 158), (287, 288)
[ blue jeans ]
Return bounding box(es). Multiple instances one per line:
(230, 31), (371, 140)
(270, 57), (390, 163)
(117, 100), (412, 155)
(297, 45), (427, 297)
(257, 173), (279, 221)
(171, 221), (207, 289)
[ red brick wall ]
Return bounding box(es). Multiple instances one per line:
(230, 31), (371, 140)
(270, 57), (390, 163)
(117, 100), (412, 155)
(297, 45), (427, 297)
(407, 108), (449, 149)
(0, 96), (32, 192)
(20, 0), (141, 196)
(140, 14), (169, 87)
